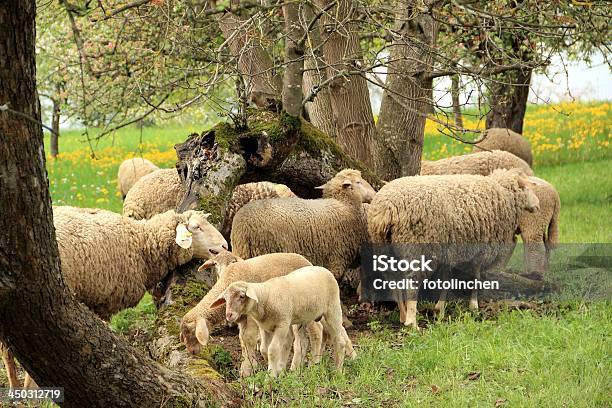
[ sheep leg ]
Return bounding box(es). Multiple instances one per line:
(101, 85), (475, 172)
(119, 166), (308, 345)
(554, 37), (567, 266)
(343, 329), (357, 360)
(322, 306), (348, 371)
(404, 282), (420, 328)
(238, 317), (260, 377)
(306, 321), (324, 365)
(267, 324), (291, 377)
(434, 267), (449, 319)
(290, 325), (308, 371)
(2, 346), (20, 389)
(259, 328), (271, 364)
(469, 265), (481, 311)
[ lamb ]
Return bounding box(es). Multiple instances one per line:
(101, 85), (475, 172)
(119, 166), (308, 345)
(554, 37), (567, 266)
(123, 168), (185, 220)
(474, 127), (533, 166)
(220, 181), (297, 239)
(180, 252), (313, 377)
(3, 206), (227, 388)
(230, 169), (370, 281)
(117, 158), (159, 199)
(367, 169), (540, 327)
(210, 266), (356, 377)
(53, 206), (227, 319)
(420, 150), (533, 177)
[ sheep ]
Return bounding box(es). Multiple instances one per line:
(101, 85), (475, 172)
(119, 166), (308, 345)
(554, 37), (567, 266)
(180, 252), (313, 377)
(230, 169), (370, 281)
(53, 206), (227, 319)
(367, 169), (540, 327)
(123, 168), (185, 220)
(420, 150), (533, 177)
(3, 207), (227, 389)
(117, 158), (159, 199)
(210, 266), (356, 377)
(220, 181), (297, 239)
(474, 127), (533, 166)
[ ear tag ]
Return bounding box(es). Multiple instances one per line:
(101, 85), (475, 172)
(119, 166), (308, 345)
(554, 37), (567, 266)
(175, 224), (193, 249)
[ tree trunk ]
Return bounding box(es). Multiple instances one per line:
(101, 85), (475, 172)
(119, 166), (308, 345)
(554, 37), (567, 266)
(316, 0), (377, 167)
(485, 67), (532, 134)
(218, 12), (283, 110)
(281, 2), (305, 117)
(0, 2), (238, 406)
(302, 4), (336, 139)
(375, 1), (438, 179)
(451, 74), (463, 128)
(50, 97), (60, 157)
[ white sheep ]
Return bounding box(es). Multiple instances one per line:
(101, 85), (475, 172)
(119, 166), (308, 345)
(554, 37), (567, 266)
(123, 168), (185, 220)
(180, 252), (314, 377)
(230, 169), (370, 281)
(367, 169), (540, 327)
(117, 158), (159, 199)
(474, 128), (533, 166)
(210, 266), (356, 377)
(420, 150), (533, 177)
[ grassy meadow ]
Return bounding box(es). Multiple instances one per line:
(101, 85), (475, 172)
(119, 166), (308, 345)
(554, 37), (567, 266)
(41, 102), (611, 406)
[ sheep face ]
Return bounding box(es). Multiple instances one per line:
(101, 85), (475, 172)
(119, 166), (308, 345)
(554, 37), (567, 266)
(518, 178), (540, 213)
(318, 169), (375, 203)
(184, 211), (229, 258)
(179, 318), (209, 354)
(197, 250), (241, 278)
(210, 281), (258, 323)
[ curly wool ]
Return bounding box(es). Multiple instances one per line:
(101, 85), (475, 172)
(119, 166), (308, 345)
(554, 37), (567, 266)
(220, 182), (296, 238)
(230, 170), (368, 279)
(53, 206), (196, 320)
(368, 169), (532, 265)
(474, 128), (533, 166)
(421, 150), (533, 177)
(123, 168), (185, 220)
(117, 158), (159, 198)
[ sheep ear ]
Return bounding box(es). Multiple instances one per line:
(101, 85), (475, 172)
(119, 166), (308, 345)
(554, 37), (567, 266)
(245, 286), (259, 302)
(210, 295), (226, 308)
(175, 224), (193, 249)
(195, 318), (209, 346)
(315, 183), (327, 190)
(202, 212), (211, 219)
(341, 180), (352, 188)
(517, 177), (537, 190)
(198, 259), (216, 272)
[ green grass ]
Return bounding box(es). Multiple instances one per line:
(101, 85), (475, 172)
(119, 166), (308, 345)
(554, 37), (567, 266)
(37, 103), (611, 405)
(243, 302), (611, 407)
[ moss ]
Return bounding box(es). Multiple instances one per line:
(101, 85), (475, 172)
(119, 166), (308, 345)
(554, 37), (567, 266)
(198, 192), (230, 226)
(211, 123), (240, 151)
(158, 278), (211, 338)
(197, 345), (236, 380)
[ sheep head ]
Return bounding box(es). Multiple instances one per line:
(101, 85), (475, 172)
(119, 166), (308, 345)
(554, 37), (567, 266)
(180, 316), (210, 354)
(197, 250), (242, 278)
(210, 281), (258, 323)
(175, 211), (228, 259)
(316, 169), (376, 204)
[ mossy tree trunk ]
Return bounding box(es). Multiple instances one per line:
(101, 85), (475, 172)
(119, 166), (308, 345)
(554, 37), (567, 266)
(0, 2), (239, 406)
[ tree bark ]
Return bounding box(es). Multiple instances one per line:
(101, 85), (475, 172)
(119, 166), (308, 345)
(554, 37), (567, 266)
(281, 2), (305, 117)
(218, 12), (283, 110)
(316, 0), (377, 167)
(451, 74), (463, 128)
(0, 2), (238, 406)
(375, 0), (438, 179)
(485, 67), (532, 134)
(302, 4), (336, 139)
(50, 97), (60, 157)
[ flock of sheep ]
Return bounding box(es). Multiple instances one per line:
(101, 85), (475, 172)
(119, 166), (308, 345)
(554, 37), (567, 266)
(2, 127), (561, 385)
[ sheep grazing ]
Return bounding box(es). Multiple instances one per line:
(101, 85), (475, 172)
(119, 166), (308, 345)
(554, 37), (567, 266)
(518, 177), (560, 275)
(367, 169), (540, 327)
(181, 252), (313, 377)
(117, 158), (159, 199)
(53, 206), (227, 319)
(123, 168), (185, 220)
(230, 169), (370, 281)
(210, 266), (356, 377)
(420, 150), (533, 177)
(220, 181), (297, 239)
(474, 127), (533, 166)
